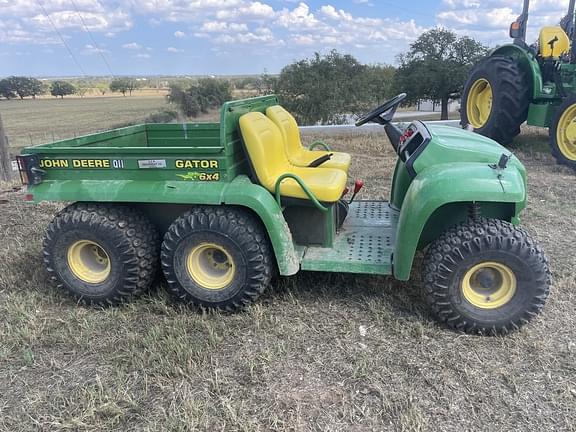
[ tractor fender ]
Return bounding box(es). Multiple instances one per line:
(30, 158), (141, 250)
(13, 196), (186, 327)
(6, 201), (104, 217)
(393, 163), (526, 281)
(491, 44), (543, 99)
(29, 175), (300, 276)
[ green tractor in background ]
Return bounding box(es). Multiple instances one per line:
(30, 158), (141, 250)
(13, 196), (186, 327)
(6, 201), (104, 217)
(461, 0), (576, 168)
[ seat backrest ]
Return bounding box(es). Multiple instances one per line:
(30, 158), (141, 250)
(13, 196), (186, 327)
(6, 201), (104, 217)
(266, 105), (304, 157)
(539, 26), (570, 58)
(239, 112), (291, 191)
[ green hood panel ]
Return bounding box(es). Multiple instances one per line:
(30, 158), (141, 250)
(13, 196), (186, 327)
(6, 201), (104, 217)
(413, 124), (526, 180)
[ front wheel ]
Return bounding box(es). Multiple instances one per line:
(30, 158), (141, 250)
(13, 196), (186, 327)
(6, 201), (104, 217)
(422, 218), (551, 335)
(461, 56), (529, 146)
(550, 95), (576, 169)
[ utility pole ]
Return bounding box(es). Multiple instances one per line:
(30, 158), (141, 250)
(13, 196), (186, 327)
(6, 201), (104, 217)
(0, 113), (13, 181)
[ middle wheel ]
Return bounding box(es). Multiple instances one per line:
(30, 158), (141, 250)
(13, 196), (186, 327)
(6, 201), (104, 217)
(161, 206), (273, 311)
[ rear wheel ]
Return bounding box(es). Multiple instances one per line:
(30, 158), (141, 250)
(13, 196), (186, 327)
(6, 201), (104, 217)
(461, 56), (530, 146)
(550, 95), (576, 169)
(422, 218), (551, 335)
(43, 203), (159, 306)
(161, 206), (273, 311)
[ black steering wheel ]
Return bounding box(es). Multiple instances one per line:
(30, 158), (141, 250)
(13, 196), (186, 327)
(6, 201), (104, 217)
(355, 93), (407, 127)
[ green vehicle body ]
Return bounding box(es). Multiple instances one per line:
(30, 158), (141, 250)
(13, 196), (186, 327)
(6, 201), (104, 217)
(20, 95), (527, 281)
(490, 43), (576, 128)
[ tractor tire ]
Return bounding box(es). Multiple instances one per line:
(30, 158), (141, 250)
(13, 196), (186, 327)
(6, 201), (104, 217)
(161, 206), (273, 311)
(43, 203), (160, 306)
(549, 95), (576, 169)
(422, 218), (551, 335)
(461, 55), (530, 146)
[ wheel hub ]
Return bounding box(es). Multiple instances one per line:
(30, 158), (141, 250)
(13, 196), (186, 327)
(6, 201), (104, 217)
(187, 243), (235, 290)
(462, 262), (516, 309)
(557, 105), (576, 161)
(67, 240), (111, 284)
(466, 78), (493, 129)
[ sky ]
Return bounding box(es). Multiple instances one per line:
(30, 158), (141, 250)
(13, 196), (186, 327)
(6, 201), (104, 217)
(0, 0), (573, 77)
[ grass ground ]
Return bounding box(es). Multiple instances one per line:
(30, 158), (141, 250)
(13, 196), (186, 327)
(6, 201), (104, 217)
(1, 119), (575, 430)
(0, 96), (171, 151)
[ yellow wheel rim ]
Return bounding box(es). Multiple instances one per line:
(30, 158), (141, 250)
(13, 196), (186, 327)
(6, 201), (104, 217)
(462, 261), (517, 309)
(187, 243), (235, 290)
(67, 240), (111, 284)
(556, 104), (576, 160)
(466, 78), (493, 129)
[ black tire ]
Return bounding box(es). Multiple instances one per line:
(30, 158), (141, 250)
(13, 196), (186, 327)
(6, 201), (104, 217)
(43, 203), (159, 306)
(549, 95), (576, 169)
(161, 206), (273, 311)
(461, 55), (530, 146)
(422, 218), (551, 335)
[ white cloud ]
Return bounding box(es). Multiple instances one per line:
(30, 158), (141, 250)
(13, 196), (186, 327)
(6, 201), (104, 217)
(122, 42), (142, 49)
(437, 0), (572, 45)
(277, 3), (320, 29)
(83, 43), (109, 54)
(167, 46), (183, 52)
(174, 30), (186, 38)
(134, 53), (151, 58)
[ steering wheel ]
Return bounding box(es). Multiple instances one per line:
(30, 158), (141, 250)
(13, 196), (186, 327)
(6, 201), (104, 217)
(355, 93), (407, 127)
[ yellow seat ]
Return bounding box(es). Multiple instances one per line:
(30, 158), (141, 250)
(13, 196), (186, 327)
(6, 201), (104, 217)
(539, 26), (570, 58)
(265, 105), (351, 173)
(239, 112), (347, 203)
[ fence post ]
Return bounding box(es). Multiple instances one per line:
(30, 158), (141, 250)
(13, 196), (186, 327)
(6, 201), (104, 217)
(0, 113), (13, 181)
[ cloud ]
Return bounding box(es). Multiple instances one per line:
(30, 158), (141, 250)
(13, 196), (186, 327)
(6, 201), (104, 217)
(122, 42), (142, 49)
(0, 0), (132, 45)
(437, 0), (572, 45)
(134, 53), (151, 59)
(82, 43), (109, 54)
(174, 30), (186, 38)
(167, 46), (183, 52)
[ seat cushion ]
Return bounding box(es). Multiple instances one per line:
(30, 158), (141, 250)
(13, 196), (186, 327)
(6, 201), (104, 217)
(279, 166), (347, 202)
(291, 150), (352, 172)
(240, 111), (347, 203)
(266, 105), (351, 173)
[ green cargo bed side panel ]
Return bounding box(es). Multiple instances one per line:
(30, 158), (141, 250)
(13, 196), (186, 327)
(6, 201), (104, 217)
(393, 163), (526, 281)
(29, 175), (299, 276)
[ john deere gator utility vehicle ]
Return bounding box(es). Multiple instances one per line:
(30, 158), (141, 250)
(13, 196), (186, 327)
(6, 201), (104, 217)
(18, 94), (551, 335)
(462, 0), (576, 168)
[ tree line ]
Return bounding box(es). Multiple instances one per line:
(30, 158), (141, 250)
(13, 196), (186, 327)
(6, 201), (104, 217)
(168, 28), (488, 123)
(0, 77), (149, 100)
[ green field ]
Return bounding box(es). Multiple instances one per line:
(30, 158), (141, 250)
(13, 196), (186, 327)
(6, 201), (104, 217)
(0, 96), (172, 150)
(0, 119), (575, 430)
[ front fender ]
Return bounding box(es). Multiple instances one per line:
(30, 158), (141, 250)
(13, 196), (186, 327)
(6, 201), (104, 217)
(491, 44), (543, 99)
(393, 163), (526, 281)
(29, 175), (300, 276)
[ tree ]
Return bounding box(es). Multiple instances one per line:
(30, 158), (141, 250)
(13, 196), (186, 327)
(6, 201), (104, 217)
(0, 79), (16, 99)
(50, 81), (76, 99)
(110, 78), (141, 96)
(275, 50), (396, 125)
(168, 78), (232, 117)
(255, 71), (278, 96)
(395, 28), (488, 120)
(0, 77), (45, 99)
(7, 76), (43, 99)
(95, 82), (108, 96)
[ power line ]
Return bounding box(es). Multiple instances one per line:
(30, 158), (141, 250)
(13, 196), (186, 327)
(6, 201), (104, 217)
(34, 0), (87, 76)
(69, 0), (116, 78)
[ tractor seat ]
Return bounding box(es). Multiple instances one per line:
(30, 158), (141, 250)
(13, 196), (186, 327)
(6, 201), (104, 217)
(265, 105), (351, 173)
(539, 26), (570, 58)
(239, 112), (347, 203)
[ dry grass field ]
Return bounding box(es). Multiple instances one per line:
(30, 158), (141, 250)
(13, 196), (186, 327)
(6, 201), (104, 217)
(0, 114), (575, 430)
(0, 96), (171, 151)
